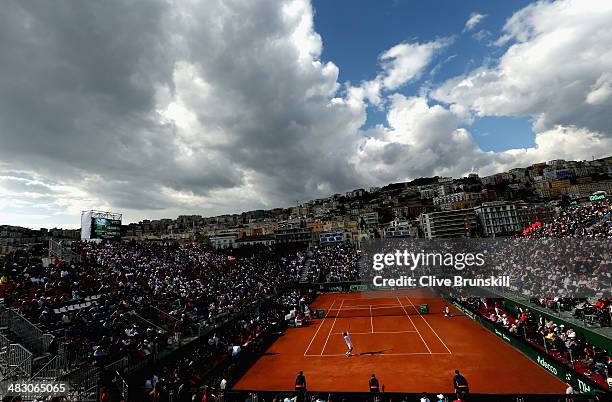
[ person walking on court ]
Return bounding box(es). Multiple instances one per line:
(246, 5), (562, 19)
(295, 370), (307, 402)
(444, 304), (452, 317)
(369, 374), (381, 402)
(452, 370), (469, 398)
(343, 329), (354, 357)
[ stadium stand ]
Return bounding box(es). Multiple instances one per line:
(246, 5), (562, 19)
(306, 244), (360, 283)
(521, 201), (611, 238)
(0, 242), (305, 400)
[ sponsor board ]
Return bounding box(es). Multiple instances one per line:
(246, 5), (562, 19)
(494, 328), (512, 343)
(451, 301), (477, 321)
(536, 355), (558, 376)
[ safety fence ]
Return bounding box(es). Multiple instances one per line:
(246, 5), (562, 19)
(0, 333), (33, 378)
(3, 307), (54, 356)
(48, 238), (81, 263)
(0, 308), (9, 329)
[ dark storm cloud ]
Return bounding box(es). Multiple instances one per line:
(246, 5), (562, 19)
(0, 177), (55, 195)
(0, 0), (366, 215)
(167, 0), (367, 200)
(0, 0), (246, 210)
(1, 0), (611, 227)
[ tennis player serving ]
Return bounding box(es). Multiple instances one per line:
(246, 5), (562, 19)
(342, 325), (353, 357)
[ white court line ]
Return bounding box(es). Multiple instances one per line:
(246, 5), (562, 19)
(303, 299), (336, 356)
(405, 297), (452, 354)
(370, 305), (374, 333)
(338, 303), (403, 309)
(331, 330), (417, 335)
(321, 299), (344, 355)
(327, 305), (405, 311)
(305, 352), (450, 357)
(396, 297), (432, 354)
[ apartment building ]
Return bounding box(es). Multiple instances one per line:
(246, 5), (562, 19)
(419, 209), (478, 239)
(474, 201), (521, 236)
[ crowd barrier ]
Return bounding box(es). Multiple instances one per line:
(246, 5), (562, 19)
(3, 307), (54, 356)
(0, 333), (33, 378)
(48, 238), (81, 263)
(0, 308), (9, 329)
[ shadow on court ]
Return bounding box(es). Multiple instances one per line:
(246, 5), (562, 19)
(359, 349), (391, 356)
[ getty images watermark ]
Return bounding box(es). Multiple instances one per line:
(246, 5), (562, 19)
(370, 249), (510, 288)
(359, 238), (610, 298)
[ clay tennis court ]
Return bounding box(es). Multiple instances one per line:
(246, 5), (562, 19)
(233, 289), (567, 394)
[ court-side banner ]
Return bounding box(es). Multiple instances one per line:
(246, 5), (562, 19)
(359, 238), (611, 298)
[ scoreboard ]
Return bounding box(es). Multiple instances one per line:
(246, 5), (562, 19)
(91, 218), (122, 239)
(81, 210), (122, 240)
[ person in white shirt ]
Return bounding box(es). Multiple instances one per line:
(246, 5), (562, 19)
(444, 304), (452, 317)
(342, 330), (353, 357)
(420, 393), (431, 402)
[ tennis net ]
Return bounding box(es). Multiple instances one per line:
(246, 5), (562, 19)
(320, 305), (417, 318)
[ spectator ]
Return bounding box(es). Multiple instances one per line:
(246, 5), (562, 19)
(607, 356), (612, 390)
(369, 374), (380, 394)
(452, 370), (469, 398)
(295, 370), (306, 401)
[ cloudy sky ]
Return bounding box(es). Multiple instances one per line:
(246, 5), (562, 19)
(1, 0), (611, 228)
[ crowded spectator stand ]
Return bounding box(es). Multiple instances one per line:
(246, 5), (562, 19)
(454, 296), (611, 392)
(0, 241), (307, 401)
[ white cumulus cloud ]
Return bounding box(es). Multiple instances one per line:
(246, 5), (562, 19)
(464, 12), (487, 32)
(433, 0), (612, 135)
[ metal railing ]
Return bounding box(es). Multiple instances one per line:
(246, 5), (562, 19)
(0, 307), (9, 328)
(129, 310), (168, 333)
(0, 313), (103, 399)
(48, 238), (80, 263)
(4, 308), (54, 355)
(104, 356), (129, 374)
(28, 354), (63, 380)
(3, 343), (33, 378)
(0, 332), (9, 352)
(0, 333), (10, 377)
(116, 370), (129, 401)
(145, 304), (180, 331)
(58, 364), (101, 396)
(1, 332), (33, 379)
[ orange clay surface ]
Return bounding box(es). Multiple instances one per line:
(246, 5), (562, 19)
(233, 289), (566, 394)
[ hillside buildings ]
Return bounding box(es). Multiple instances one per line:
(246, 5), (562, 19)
(3, 156), (610, 255)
